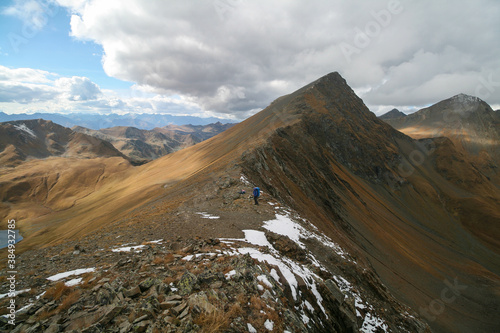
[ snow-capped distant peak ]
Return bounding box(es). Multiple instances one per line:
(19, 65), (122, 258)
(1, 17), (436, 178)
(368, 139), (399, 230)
(13, 123), (37, 138)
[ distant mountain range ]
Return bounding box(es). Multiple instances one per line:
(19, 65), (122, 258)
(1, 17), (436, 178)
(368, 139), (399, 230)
(0, 112), (236, 130)
(0, 119), (233, 166)
(73, 122), (234, 164)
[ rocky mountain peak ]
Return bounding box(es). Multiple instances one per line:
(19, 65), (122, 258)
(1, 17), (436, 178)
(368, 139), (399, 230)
(431, 93), (492, 116)
(379, 108), (407, 120)
(451, 93), (482, 104)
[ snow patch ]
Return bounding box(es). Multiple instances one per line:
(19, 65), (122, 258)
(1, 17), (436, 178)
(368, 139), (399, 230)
(47, 268), (95, 282)
(0, 288), (30, 300)
(333, 275), (352, 293)
(225, 270), (236, 280)
(270, 268), (281, 284)
(247, 323), (257, 333)
(13, 123), (36, 138)
(196, 212), (220, 219)
(112, 245), (145, 252)
(240, 174), (251, 185)
(242, 230), (272, 247)
(303, 300), (315, 313)
(65, 278), (82, 287)
(360, 312), (389, 333)
(182, 253), (217, 261)
(257, 275), (273, 288)
(264, 319), (274, 330)
(263, 214), (305, 247)
(263, 214), (348, 259)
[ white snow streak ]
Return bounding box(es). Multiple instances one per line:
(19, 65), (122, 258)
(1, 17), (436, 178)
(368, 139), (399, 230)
(257, 275), (273, 288)
(0, 288), (31, 300)
(47, 268), (95, 282)
(196, 212), (220, 219)
(112, 245), (145, 252)
(65, 278), (82, 287)
(13, 123), (36, 138)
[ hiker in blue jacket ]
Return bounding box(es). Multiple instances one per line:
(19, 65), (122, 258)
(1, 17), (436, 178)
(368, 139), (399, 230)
(253, 187), (260, 205)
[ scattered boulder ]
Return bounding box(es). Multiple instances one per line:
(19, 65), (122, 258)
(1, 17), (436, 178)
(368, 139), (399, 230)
(177, 271), (198, 295)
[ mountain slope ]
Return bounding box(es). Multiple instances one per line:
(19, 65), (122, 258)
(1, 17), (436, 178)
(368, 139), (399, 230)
(2, 73), (499, 332)
(0, 119), (126, 167)
(381, 94), (500, 183)
(237, 74), (500, 333)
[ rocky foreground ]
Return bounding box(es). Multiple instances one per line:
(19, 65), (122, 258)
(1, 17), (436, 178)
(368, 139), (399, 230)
(1, 203), (431, 333)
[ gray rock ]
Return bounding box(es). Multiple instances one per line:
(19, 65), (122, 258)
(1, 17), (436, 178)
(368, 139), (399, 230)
(177, 306), (190, 320)
(98, 305), (123, 326)
(119, 321), (132, 333)
(325, 279), (344, 304)
(139, 278), (159, 292)
(133, 320), (151, 333)
(210, 281), (223, 289)
(160, 301), (180, 310)
(133, 314), (149, 324)
(187, 292), (216, 314)
(124, 286), (141, 298)
(97, 289), (113, 305)
(170, 302), (188, 317)
(163, 295), (182, 302)
(261, 289), (273, 300)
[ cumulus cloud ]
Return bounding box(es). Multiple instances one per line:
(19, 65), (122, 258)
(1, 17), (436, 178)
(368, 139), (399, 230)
(55, 76), (102, 101)
(0, 65), (203, 115)
(0, 66), (58, 103)
(3, 1), (500, 117)
(51, 0), (500, 116)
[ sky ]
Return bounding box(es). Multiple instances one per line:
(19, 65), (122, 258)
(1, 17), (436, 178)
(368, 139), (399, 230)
(1, 0), (499, 121)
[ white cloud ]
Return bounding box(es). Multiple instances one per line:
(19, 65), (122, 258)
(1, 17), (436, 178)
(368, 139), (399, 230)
(0, 66), (56, 83)
(55, 76), (102, 101)
(3, 1), (500, 118)
(3, 0), (59, 30)
(0, 65), (203, 116)
(0, 66), (59, 103)
(49, 0), (500, 117)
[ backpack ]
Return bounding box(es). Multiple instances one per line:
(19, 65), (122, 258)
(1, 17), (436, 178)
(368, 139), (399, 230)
(253, 187), (260, 197)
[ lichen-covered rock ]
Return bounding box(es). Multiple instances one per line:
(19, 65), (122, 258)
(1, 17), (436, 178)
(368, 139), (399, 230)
(139, 277), (160, 292)
(177, 271), (198, 296)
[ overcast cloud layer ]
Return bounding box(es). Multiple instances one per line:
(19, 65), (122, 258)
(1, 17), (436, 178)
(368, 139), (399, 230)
(2, 0), (500, 118)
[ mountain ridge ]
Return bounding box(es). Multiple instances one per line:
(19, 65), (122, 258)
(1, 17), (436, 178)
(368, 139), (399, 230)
(72, 122), (234, 164)
(0, 112), (235, 130)
(1, 72), (499, 333)
(0, 119), (127, 167)
(381, 93), (500, 185)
